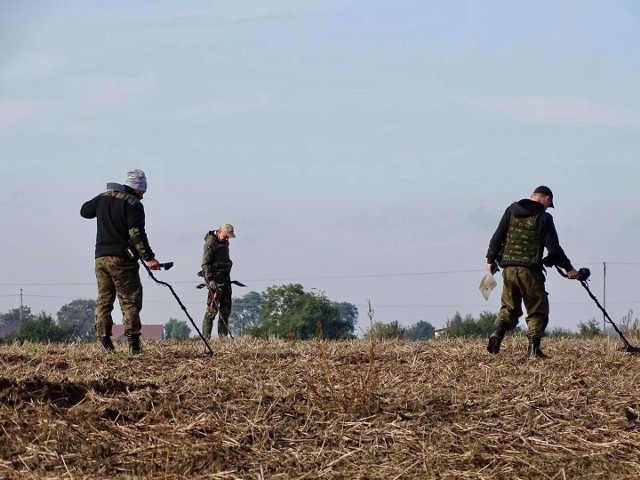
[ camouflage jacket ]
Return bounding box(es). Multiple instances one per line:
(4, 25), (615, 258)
(201, 231), (233, 283)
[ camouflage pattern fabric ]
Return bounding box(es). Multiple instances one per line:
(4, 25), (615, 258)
(202, 286), (232, 338)
(94, 256), (143, 337)
(496, 266), (549, 338)
(501, 215), (541, 266)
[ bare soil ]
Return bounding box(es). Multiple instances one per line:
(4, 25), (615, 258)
(0, 336), (639, 479)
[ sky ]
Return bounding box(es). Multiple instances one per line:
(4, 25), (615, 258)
(2, 0), (640, 336)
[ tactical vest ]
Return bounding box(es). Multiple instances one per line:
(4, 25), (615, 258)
(203, 233), (233, 281)
(501, 215), (541, 266)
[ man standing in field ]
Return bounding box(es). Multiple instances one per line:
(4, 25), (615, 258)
(81, 169), (161, 354)
(485, 186), (578, 358)
(201, 223), (236, 338)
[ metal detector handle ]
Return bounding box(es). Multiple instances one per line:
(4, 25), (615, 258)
(196, 279), (247, 289)
(555, 266), (590, 282)
(159, 262), (173, 270)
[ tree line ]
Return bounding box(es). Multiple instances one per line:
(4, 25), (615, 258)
(2, 284), (635, 344)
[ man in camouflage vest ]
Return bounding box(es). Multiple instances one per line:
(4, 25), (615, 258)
(486, 186), (578, 358)
(81, 169), (161, 354)
(201, 223), (236, 338)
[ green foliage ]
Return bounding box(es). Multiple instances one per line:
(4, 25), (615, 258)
(164, 318), (191, 339)
(248, 284), (356, 340)
(56, 299), (96, 340)
(0, 306), (34, 325)
(547, 327), (576, 338)
(446, 311), (498, 338)
(333, 302), (359, 330)
(228, 291), (265, 335)
(15, 312), (75, 343)
(365, 320), (406, 340)
(406, 320), (435, 340)
(578, 317), (602, 338)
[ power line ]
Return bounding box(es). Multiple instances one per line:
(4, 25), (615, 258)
(4, 261), (640, 288)
(0, 268), (505, 286)
(4, 260), (640, 288)
(9, 293), (640, 308)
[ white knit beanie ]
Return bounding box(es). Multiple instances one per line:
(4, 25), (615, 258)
(123, 169), (147, 192)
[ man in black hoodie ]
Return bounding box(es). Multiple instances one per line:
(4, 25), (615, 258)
(485, 186), (578, 358)
(81, 169), (161, 354)
(201, 223), (236, 338)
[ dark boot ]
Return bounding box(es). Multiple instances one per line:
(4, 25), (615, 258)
(528, 337), (546, 358)
(127, 334), (142, 354)
(99, 336), (115, 353)
(487, 322), (508, 354)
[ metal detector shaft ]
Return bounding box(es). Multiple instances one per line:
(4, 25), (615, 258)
(204, 283), (234, 340)
(140, 261), (214, 356)
(555, 266), (639, 352)
(577, 279), (635, 351)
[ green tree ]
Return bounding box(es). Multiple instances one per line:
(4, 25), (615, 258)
(16, 312), (75, 343)
(228, 291), (265, 335)
(446, 311), (502, 338)
(547, 327), (576, 338)
(164, 318), (191, 339)
(578, 317), (602, 337)
(406, 320), (435, 340)
(56, 299), (96, 340)
(365, 320), (406, 339)
(0, 306), (34, 325)
(332, 301), (358, 333)
(321, 294), (358, 339)
(249, 284), (355, 340)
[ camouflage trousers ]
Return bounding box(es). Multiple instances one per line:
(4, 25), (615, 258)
(496, 266), (549, 338)
(202, 287), (232, 338)
(94, 256), (143, 337)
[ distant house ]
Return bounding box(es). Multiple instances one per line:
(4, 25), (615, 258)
(112, 324), (164, 340)
(0, 324), (19, 340)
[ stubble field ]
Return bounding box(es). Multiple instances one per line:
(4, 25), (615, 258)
(0, 335), (639, 480)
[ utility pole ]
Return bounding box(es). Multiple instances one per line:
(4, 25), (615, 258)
(602, 262), (606, 332)
(20, 288), (24, 323)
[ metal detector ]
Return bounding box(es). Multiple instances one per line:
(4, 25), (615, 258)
(139, 261), (214, 356)
(555, 266), (640, 354)
(196, 276), (247, 339)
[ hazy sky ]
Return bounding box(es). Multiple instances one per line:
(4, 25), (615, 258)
(2, 1), (640, 335)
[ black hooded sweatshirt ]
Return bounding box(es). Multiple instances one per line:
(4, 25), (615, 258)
(80, 184), (155, 261)
(486, 199), (573, 271)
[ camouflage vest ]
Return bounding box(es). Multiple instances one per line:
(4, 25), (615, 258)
(501, 215), (541, 266)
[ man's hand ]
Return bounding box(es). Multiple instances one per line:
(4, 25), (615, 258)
(208, 280), (219, 290)
(488, 263), (499, 275)
(146, 258), (161, 270)
(566, 268), (579, 280)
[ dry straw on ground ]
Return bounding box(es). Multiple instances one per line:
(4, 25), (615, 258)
(0, 335), (639, 479)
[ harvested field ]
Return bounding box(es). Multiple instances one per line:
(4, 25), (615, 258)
(0, 336), (639, 479)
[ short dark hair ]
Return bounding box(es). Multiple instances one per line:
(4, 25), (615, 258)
(533, 185), (554, 208)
